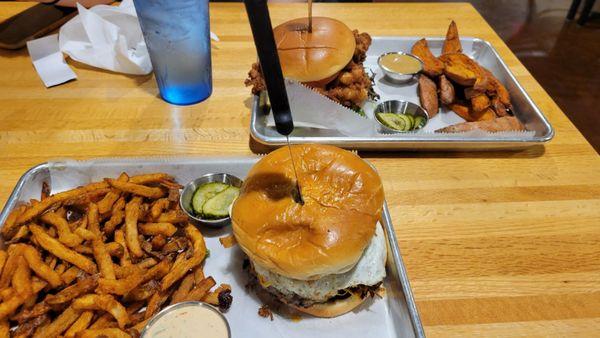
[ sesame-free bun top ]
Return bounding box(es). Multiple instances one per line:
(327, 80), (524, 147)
(231, 144), (384, 280)
(273, 17), (356, 83)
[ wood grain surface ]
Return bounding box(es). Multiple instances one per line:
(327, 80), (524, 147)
(0, 2), (599, 337)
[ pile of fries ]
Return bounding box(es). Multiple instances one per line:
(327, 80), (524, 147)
(0, 173), (232, 337)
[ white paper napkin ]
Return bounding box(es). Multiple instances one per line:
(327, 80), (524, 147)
(58, 0), (152, 75)
(266, 80), (377, 137)
(27, 34), (77, 87)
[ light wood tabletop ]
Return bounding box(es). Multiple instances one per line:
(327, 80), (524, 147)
(0, 2), (599, 337)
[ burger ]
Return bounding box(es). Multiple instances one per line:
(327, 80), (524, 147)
(231, 144), (387, 317)
(245, 17), (374, 112)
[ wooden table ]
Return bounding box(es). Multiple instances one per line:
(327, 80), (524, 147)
(1, 2), (599, 337)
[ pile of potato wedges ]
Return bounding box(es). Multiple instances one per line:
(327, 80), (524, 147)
(412, 21), (525, 133)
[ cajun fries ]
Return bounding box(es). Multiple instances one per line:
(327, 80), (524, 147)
(0, 172), (232, 337)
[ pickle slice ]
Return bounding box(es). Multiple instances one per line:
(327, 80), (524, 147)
(377, 113), (407, 131)
(191, 182), (229, 215)
(414, 116), (426, 129)
(202, 186), (240, 219)
(397, 114), (413, 131)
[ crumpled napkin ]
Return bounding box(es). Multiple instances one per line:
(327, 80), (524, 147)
(58, 0), (151, 75)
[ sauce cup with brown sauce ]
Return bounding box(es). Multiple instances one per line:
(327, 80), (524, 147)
(378, 52), (423, 83)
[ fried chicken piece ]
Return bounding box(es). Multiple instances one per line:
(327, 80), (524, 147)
(411, 38), (444, 77)
(436, 116), (525, 133)
(244, 31), (373, 110)
(245, 62), (266, 95)
(325, 61), (370, 108)
(323, 32), (372, 108)
(353, 30), (372, 63)
(418, 75), (439, 117)
(438, 75), (455, 105)
(442, 21), (462, 54)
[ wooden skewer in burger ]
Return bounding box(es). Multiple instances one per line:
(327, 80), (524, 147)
(231, 144), (387, 318)
(245, 8), (374, 112)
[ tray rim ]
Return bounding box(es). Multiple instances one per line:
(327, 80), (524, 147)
(0, 157), (425, 338)
(249, 36), (555, 150)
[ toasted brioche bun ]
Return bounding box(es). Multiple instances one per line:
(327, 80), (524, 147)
(273, 17), (356, 83)
(232, 144), (384, 280)
(290, 291), (366, 318)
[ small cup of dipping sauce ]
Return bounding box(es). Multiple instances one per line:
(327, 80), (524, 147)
(378, 52), (423, 83)
(141, 301), (231, 338)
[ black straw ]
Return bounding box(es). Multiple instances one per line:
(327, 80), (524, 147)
(244, 0), (294, 136)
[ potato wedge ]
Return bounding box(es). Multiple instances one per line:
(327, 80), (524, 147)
(410, 38), (444, 77)
(418, 75), (439, 117)
(436, 116), (525, 133)
(438, 74), (455, 106)
(442, 20), (462, 54)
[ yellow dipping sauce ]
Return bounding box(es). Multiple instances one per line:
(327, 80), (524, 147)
(143, 303), (230, 338)
(380, 53), (422, 74)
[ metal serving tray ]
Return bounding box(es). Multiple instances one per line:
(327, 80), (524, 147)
(0, 157), (424, 338)
(250, 36), (554, 151)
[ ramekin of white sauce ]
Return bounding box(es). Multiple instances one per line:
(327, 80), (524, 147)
(141, 301), (231, 338)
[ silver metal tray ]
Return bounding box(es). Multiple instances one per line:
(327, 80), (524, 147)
(0, 157), (424, 338)
(250, 36), (554, 151)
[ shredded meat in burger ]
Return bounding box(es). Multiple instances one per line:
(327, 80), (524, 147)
(245, 30), (373, 111)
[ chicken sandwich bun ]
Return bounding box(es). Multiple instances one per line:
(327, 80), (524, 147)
(231, 144), (386, 317)
(245, 17), (374, 111)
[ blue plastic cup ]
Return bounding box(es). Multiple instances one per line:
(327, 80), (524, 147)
(133, 0), (212, 105)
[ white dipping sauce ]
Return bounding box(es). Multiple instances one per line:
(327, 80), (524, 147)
(143, 303), (229, 338)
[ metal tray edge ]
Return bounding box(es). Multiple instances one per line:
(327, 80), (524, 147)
(0, 157), (425, 338)
(476, 38), (555, 143)
(0, 162), (49, 226)
(381, 201), (425, 338)
(249, 36), (555, 150)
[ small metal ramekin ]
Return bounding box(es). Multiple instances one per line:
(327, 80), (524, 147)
(377, 52), (423, 83)
(140, 301), (231, 338)
(374, 100), (429, 134)
(180, 173), (243, 228)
